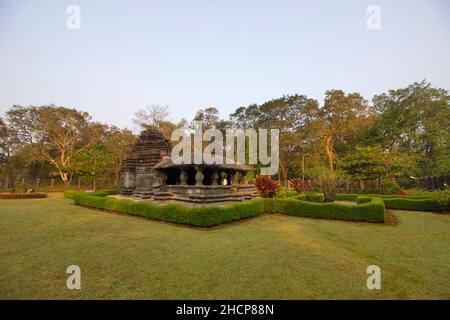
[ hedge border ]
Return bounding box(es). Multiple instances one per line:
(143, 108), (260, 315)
(0, 193), (48, 199)
(69, 191), (386, 227)
(64, 189), (117, 199)
(264, 197), (386, 223)
(337, 194), (449, 212)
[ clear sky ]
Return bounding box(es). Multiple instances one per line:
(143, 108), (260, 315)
(0, 0), (449, 129)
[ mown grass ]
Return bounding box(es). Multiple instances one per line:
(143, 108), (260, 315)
(0, 193), (449, 299)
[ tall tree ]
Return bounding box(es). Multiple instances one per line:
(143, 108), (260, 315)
(193, 107), (220, 129)
(6, 105), (101, 185)
(70, 144), (116, 190)
(372, 80), (450, 175)
(321, 90), (374, 173)
(104, 126), (136, 186)
(341, 146), (402, 193)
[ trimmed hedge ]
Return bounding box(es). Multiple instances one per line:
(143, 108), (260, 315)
(381, 197), (448, 212)
(335, 193), (430, 200)
(295, 193), (325, 203)
(0, 193), (48, 199)
(64, 189), (118, 199)
(73, 193), (265, 227)
(264, 197), (386, 223)
(71, 191), (386, 226)
(340, 194), (449, 212)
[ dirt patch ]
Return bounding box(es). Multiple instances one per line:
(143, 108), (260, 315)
(385, 209), (399, 226)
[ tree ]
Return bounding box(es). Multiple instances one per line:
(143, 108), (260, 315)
(6, 105), (101, 185)
(133, 105), (186, 140)
(230, 95), (320, 186)
(321, 90), (374, 174)
(70, 144), (116, 190)
(104, 126), (136, 186)
(371, 80), (450, 176)
(341, 146), (402, 193)
(193, 107), (220, 129)
(133, 104), (170, 129)
(0, 118), (11, 164)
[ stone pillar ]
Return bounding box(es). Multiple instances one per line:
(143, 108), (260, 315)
(211, 171), (219, 186)
(180, 170), (188, 185)
(195, 167), (204, 186)
(232, 172), (239, 185)
(159, 172), (167, 192)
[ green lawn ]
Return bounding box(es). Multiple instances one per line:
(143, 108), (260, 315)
(1, 194), (449, 299)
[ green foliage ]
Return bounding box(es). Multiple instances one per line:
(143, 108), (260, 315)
(339, 193), (450, 212)
(341, 146), (402, 181)
(295, 193), (325, 203)
(382, 197), (449, 212)
(69, 144), (116, 190)
(73, 193), (266, 227)
(382, 179), (401, 195)
(264, 197), (386, 223)
(73, 192), (387, 225)
(15, 181), (28, 193)
(372, 81), (450, 176)
(64, 189), (117, 199)
(276, 188), (299, 198)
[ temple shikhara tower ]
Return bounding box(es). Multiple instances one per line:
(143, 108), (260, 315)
(119, 127), (256, 204)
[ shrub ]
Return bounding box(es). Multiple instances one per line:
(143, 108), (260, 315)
(289, 178), (306, 193)
(382, 197), (449, 212)
(382, 179), (401, 195)
(0, 193), (48, 199)
(72, 191), (388, 225)
(264, 197), (386, 223)
(277, 189), (299, 198)
(253, 175), (280, 198)
(295, 193), (325, 203)
(354, 194), (449, 212)
(64, 189), (117, 199)
(73, 193), (266, 227)
(15, 181), (29, 193)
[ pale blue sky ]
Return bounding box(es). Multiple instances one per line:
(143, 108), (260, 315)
(0, 0), (449, 129)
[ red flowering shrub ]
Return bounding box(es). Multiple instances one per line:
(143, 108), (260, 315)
(253, 175), (280, 198)
(289, 178), (306, 193)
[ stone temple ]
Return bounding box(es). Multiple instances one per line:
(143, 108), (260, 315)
(119, 127), (256, 204)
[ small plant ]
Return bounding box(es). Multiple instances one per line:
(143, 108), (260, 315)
(253, 175), (280, 198)
(382, 179), (401, 194)
(15, 181), (29, 193)
(289, 178), (306, 193)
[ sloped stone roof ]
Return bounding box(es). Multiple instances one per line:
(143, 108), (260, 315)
(123, 127), (172, 168)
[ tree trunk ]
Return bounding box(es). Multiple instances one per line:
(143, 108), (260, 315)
(93, 179), (96, 191)
(59, 171), (69, 186)
(325, 136), (334, 173)
(279, 161), (288, 188)
(114, 170), (120, 187)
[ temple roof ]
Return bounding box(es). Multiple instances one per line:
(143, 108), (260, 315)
(153, 155), (253, 172)
(123, 127), (172, 168)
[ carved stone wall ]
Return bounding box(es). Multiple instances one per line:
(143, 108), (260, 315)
(119, 127), (172, 196)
